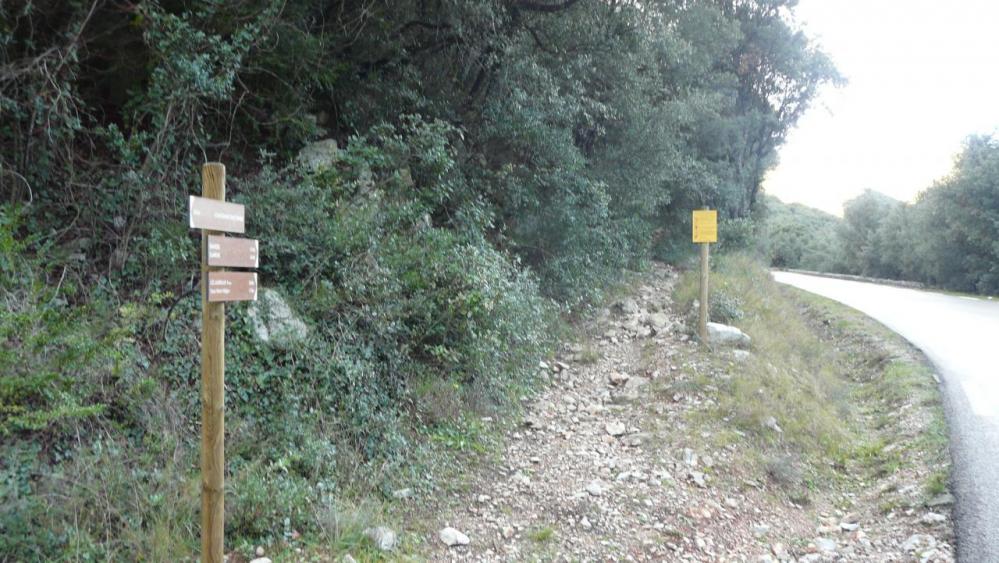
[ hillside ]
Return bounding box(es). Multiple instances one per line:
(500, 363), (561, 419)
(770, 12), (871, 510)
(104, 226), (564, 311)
(0, 1), (841, 559)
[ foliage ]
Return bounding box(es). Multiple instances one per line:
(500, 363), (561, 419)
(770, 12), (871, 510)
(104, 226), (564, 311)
(0, 206), (110, 437)
(760, 196), (842, 271)
(0, 0), (834, 558)
(763, 135), (999, 295)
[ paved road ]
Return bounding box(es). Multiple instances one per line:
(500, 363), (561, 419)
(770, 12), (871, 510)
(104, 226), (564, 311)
(773, 271), (999, 561)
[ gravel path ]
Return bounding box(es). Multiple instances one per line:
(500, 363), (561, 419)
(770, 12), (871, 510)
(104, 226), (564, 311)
(420, 265), (954, 562)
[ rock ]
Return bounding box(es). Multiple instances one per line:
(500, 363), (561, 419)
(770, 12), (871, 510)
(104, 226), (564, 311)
(586, 480), (605, 496)
(255, 546), (265, 557)
(624, 433), (650, 447)
(772, 542), (788, 559)
(753, 524), (771, 537)
(476, 494), (491, 504)
(683, 448), (698, 466)
(392, 488), (413, 500)
(614, 298), (640, 316)
(814, 537), (837, 553)
(580, 516), (592, 529)
(605, 421), (627, 436)
(617, 377), (648, 402)
(707, 322), (751, 348)
(926, 493), (954, 507)
(921, 512), (947, 525)
(439, 527), (470, 547)
(249, 559), (271, 563)
(364, 526), (397, 551)
(732, 349), (751, 362)
(523, 416), (544, 430)
(608, 371), (630, 386)
(645, 312), (671, 329)
(510, 472), (531, 486)
(501, 525), (515, 539)
(902, 533), (937, 552)
(247, 289), (309, 350)
(342, 555), (357, 563)
(763, 416), (783, 434)
(297, 138), (339, 170)
(840, 512), (860, 525)
(688, 471), (707, 488)
(839, 522), (859, 532)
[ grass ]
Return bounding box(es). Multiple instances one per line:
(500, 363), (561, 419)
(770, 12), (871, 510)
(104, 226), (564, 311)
(528, 525), (556, 543)
(672, 253), (952, 504)
(578, 344), (602, 364)
(674, 254), (856, 465)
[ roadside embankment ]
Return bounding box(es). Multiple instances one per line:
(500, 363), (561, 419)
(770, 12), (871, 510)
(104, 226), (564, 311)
(366, 256), (956, 562)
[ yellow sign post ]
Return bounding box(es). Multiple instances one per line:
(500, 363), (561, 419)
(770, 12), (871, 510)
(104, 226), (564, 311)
(692, 209), (717, 343)
(692, 209), (717, 244)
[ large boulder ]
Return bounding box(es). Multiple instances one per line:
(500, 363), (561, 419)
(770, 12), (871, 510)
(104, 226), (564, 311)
(707, 322), (750, 348)
(247, 288), (309, 349)
(297, 139), (339, 171)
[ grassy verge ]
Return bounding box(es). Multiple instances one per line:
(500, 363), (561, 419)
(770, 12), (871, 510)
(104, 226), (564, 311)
(673, 254), (951, 507)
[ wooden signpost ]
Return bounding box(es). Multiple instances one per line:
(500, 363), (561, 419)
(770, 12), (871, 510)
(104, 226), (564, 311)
(207, 235), (259, 269)
(190, 163), (260, 563)
(692, 209), (718, 343)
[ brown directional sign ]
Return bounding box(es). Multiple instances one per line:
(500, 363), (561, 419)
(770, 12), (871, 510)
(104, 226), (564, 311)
(207, 271), (258, 302)
(207, 235), (259, 269)
(190, 195), (246, 233)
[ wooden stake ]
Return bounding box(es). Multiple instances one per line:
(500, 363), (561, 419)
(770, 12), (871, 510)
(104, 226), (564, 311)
(200, 163), (226, 563)
(698, 240), (710, 344)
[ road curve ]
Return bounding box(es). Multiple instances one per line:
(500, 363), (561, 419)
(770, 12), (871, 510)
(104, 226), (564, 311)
(773, 271), (999, 561)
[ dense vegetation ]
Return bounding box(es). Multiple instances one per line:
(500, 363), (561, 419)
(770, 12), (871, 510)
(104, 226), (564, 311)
(764, 134), (999, 295)
(1, 0), (834, 558)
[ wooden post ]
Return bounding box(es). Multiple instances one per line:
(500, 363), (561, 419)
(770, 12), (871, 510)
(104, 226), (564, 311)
(699, 240), (709, 343)
(200, 163), (226, 563)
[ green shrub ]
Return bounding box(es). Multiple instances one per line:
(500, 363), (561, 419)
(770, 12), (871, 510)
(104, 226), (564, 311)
(0, 207), (110, 437)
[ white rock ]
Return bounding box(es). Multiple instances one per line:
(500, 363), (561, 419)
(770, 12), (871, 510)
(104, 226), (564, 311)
(250, 558), (272, 563)
(392, 488), (413, 499)
(608, 371), (630, 386)
(439, 527), (470, 547)
(247, 289), (309, 349)
(615, 298), (640, 315)
(605, 421), (627, 436)
(510, 472), (531, 486)
(580, 516), (592, 529)
(921, 512), (947, 525)
(255, 546), (265, 557)
(763, 416), (783, 434)
(814, 537), (837, 553)
(753, 524), (771, 537)
(585, 480), (605, 496)
(707, 322), (751, 348)
(683, 448), (698, 466)
(297, 138), (339, 170)
(688, 471), (707, 488)
(364, 526), (397, 551)
(902, 533), (937, 552)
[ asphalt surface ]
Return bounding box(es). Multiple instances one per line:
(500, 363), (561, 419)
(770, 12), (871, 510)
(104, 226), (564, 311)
(773, 271), (999, 562)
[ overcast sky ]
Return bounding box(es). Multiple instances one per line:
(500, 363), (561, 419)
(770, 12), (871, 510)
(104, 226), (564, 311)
(763, 0), (999, 216)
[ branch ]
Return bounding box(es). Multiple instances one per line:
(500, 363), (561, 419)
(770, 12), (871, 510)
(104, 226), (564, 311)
(514, 0), (581, 13)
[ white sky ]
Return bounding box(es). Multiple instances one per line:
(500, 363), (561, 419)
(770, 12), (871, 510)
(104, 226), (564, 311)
(763, 0), (999, 215)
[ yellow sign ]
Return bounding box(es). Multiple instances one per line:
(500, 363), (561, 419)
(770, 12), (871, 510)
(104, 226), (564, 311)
(692, 209), (717, 243)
